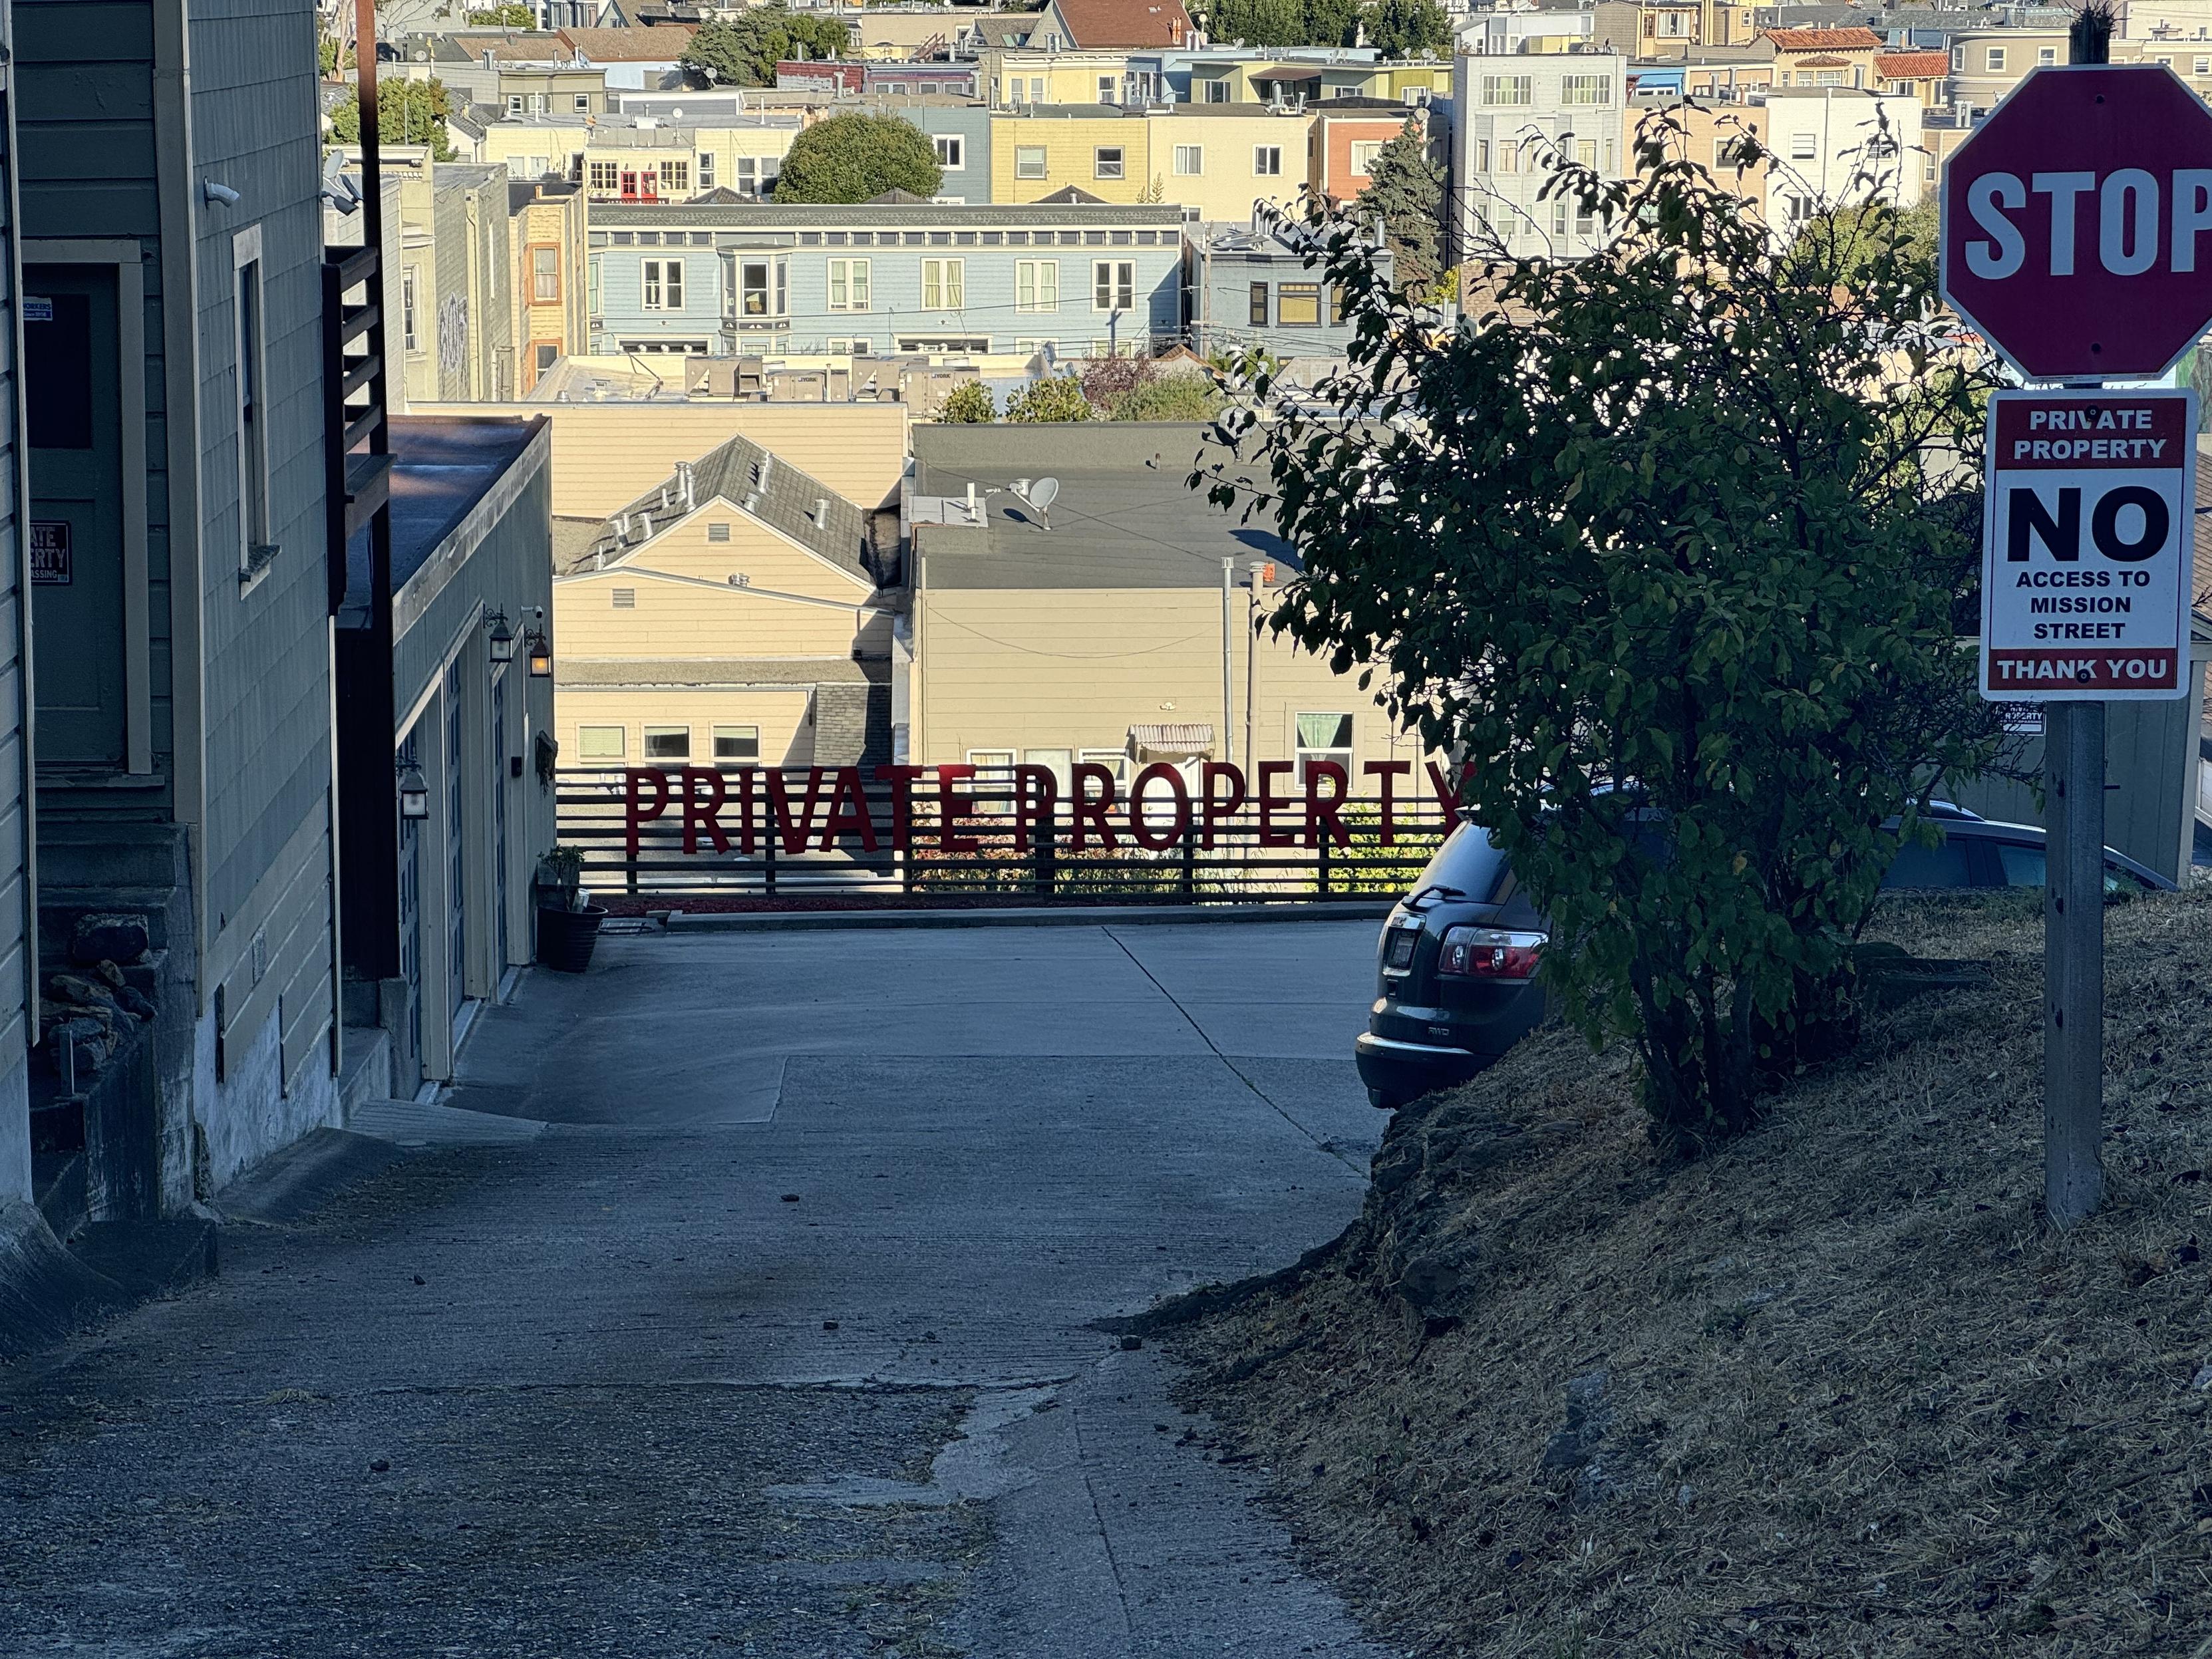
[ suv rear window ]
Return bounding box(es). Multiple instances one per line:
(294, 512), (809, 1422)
(1408, 823), (1511, 904)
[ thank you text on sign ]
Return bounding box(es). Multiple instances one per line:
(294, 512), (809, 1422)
(1980, 388), (2196, 700)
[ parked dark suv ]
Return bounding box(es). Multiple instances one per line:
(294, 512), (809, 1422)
(1354, 812), (2173, 1111)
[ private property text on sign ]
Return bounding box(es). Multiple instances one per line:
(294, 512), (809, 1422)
(1980, 387), (2196, 701)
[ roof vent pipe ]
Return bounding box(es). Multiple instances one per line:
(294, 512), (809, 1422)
(812, 497), (828, 525)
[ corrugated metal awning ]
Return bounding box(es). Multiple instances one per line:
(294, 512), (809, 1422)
(1128, 722), (1216, 758)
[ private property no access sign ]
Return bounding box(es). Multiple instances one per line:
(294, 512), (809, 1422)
(1980, 387), (2196, 700)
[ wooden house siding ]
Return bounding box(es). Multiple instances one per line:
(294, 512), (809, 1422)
(0, 17), (33, 1139)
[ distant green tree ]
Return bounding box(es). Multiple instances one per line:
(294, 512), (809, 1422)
(1361, 0), (1448, 55)
(1005, 374), (1094, 422)
(1356, 122), (1443, 289)
(683, 8), (852, 86)
(937, 380), (997, 422)
(1198, 0), (1444, 53)
(319, 33), (341, 76)
(329, 78), (456, 161)
(468, 4), (535, 25)
(1109, 375), (1223, 421)
(772, 112), (940, 203)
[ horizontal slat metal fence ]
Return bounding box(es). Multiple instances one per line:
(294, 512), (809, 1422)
(555, 767), (1454, 903)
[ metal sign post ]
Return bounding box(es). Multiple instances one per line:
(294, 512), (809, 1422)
(1978, 384), (2196, 1227)
(1941, 18), (2212, 1229)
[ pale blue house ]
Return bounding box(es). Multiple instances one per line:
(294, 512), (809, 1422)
(588, 198), (1186, 359)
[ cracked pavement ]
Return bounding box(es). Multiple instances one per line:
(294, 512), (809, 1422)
(0, 921), (1408, 1658)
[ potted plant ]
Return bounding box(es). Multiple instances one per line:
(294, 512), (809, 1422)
(534, 845), (605, 973)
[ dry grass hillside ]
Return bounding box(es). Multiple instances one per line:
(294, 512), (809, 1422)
(1174, 888), (2212, 1658)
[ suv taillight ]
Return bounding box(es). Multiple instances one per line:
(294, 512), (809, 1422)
(1437, 927), (1545, 981)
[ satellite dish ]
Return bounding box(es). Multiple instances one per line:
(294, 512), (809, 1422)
(1013, 476), (1060, 527)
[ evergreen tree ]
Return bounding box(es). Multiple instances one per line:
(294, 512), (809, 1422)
(683, 9), (851, 88)
(1356, 122), (1443, 289)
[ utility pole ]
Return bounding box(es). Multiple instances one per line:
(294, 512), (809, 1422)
(1220, 559), (1235, 769)
(1244, 560), (1264, 774)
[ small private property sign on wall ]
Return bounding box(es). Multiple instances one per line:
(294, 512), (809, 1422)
(1979, 387), (2197, 701)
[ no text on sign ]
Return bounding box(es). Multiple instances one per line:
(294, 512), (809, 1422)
(1941, 65), (2212, 380)
(1980, 388), (2196, 700)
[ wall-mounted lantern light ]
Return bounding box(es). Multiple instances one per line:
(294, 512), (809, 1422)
(398, 760), (430, 820)
(526, 629), (553, 679)
(487, 610), (518, 663)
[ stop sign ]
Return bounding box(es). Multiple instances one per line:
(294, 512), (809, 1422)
(1941, 65), (2212, 380)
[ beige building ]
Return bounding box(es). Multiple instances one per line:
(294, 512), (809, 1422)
(552, 436), (899, 774)
(1764, 25), (1883, 88)
(1945, 29), (2068, 118)
(905, 424), (1420, 790)
(509, 176), (589, 395)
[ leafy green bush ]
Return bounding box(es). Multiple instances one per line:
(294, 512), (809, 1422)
(1199, 119), (2002, 1151)
(936, 381), (996, 423)
(1005, 374), (1093, 424)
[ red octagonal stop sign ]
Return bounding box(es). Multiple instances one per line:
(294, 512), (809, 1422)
(1941, 64), (2212, 380)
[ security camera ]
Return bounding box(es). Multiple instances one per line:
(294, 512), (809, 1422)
(202, 180), (241, 207)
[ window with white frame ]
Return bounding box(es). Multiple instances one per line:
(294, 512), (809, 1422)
(1203, 78), (1231, 102)
(532, 244), (559, 302)
(965, 749), (1017, 814)
(713, 725), (760, 762)
(1016, 259), (1058, 311)
(643, 258), (682, 310)
(1986, 47), (2006, 71)
(1253, 145), (1283, 176)
(739, 258), (786, 317)
(589, 160), (620, 193)
(1098, 74), (1118, 102)
(661, 160), (689, 194)
(1078, 748), (1130, 786)
(828, 257), (871, 311)
(1481, 73), (1532, 105)
(578, 726), (625, 760)
(1017, 146), (1048, 178)
(1173, 144), (1204, 174)
(699, 152), (716, 188)
(1094, 146), (1125, 179)
(2040, 46), (2058, 65)
(508, 94), (524, 114)
(1092, 259), (1133, 311)
(934, 133), (965, 170)
(923, 258), (965, 308)
(1348, 140), (1384, 175)
(402, 267), (420, 352)
(574, 92), (590, 112)
(1294, 712), (1352, 790)
(644, 726), (691, 759)
(1560, 73), (1612, 105)
(234, 229), (272, 572)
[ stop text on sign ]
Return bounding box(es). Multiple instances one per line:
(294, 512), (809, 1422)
(1980, 388), (2197, 702)
(1939, 65), (2212, 379)
(1961, 168), (2212, 279)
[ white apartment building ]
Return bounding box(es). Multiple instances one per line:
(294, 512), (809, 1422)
(1456, 2), (1596, 57)
(1450, 50), (1629, 262)
(1758, 86), (1925, 239)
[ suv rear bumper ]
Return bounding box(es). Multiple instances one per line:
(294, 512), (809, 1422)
(1354, 1031), (1488, 1103)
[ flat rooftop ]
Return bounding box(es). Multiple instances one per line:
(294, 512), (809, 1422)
(349, 415), (546, 597)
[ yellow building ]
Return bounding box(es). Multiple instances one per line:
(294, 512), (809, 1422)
(1185, 56), (1450, 104)
(907, 423), (1422, 789)
(983, 47), (1142, 105)
(990, 104), (1321, 220)
(553, 434), (899, 772)
(478, 113), (804, 202)
(508, 177), (589, 396)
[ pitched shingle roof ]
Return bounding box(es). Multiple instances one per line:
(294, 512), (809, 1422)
(577, 433), (877, 586)
(1765, 25), (1883, 50)
(556, 23), (696, 60)
(1049, 0), (1193, 49)
(1875, 49), (1951, 78)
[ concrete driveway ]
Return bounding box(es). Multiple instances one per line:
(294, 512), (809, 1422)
(0, 919), (1406, 1659)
